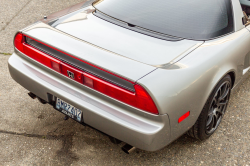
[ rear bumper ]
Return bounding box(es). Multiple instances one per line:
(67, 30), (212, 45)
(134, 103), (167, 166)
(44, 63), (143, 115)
(8, 51), (171, 151)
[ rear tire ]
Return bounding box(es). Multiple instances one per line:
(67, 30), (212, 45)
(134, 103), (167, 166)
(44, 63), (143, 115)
(188, 74), (231, 140)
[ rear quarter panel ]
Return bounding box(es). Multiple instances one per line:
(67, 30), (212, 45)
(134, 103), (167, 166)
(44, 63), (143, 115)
(137, 28), (250, 141)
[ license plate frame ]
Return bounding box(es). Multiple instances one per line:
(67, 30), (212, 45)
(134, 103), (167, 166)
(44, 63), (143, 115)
(54, 97), (83, 122)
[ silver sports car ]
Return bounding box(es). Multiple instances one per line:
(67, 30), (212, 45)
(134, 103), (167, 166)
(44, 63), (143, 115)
(8, 0), (250, 153)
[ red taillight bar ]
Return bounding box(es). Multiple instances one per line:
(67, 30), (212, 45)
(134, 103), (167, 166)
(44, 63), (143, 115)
(14, 33), (158, 114)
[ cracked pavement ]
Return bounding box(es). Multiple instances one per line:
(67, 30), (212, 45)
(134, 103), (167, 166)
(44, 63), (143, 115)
(0, 0), (250, 165)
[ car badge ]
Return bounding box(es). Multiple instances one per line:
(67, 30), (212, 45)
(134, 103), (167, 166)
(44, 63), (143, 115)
(67, 71), (75, 79)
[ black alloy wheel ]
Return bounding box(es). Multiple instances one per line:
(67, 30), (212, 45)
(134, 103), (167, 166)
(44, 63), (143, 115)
(206, 81), (231, 134)
(188, 74), (232, 140)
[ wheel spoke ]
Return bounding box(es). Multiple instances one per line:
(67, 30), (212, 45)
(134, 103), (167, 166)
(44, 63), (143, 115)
(218, 100), (228, 106)
(211, 116), (216, 128)
(213, 115), (218, 128)
(207, 114), (213, 126)
(218, 88), (221, 97)
(207, 116), (215, 131)
(215, 89), (221, 102)
(219, 88), (229, 101)
(209, 106), (214, 114)
(207, 107), (214, 126)
(218, 106), (226, 118)
(219, 110), (224, 116)
(212, 97), (217, 106)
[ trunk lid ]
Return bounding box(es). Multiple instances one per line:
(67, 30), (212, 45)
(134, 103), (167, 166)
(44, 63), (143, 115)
(24, 8), (203, 83)
(53, 12), (203, 67)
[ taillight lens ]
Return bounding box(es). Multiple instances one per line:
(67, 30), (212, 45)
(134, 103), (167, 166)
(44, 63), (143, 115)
(14, 33), (24, 52)
(83, 73), (158, 114)
(14, 33), (158, 114)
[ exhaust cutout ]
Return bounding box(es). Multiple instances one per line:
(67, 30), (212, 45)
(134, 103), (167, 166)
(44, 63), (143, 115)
(28, 92), (36, 99)
(38, 97), (47, 104)
(122, 144), (136, 154)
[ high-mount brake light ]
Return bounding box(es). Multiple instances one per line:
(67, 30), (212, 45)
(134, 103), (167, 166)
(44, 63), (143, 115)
(14, 33), (158, 114)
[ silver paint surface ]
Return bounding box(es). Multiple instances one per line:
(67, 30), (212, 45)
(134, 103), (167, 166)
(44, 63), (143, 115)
(8, 0), (250, 151)
(23, 24), (156, 82)
(8, 51), (170, 151)
(55, 12), (203, 66)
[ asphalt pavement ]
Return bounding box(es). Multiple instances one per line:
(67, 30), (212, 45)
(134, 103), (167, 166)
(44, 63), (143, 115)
(0, 0), (250, 165)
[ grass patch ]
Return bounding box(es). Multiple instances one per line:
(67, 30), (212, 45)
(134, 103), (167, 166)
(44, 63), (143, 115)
(0, 52), (12, 55)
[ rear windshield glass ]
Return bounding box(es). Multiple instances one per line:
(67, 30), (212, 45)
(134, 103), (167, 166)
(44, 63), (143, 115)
(93, 0), (234, 40)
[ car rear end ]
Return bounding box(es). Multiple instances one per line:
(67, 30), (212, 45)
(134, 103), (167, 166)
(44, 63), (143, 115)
(8, 21), (171, 151)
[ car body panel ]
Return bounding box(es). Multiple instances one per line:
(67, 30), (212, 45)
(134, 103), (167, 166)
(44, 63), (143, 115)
(137, 27), (250, 140)
(54, 12), (203, 66)
(8, 51), (171, 151)
(246, 24), (250, 32)
(8, 0), (250, 151)
(23, 23), (156, 82)
(40, 0), (95, 25)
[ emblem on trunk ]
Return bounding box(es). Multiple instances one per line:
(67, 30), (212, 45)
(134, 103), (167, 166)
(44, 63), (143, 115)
(67, 71), (75, 79)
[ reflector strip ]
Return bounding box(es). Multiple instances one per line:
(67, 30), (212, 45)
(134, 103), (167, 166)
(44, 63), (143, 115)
(178, 111), (190, 123)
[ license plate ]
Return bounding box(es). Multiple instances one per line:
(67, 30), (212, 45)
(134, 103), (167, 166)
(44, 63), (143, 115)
(55, 98), (82, 122)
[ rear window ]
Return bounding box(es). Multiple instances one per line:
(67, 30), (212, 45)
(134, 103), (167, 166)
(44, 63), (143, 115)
(93, 0), (234, 40)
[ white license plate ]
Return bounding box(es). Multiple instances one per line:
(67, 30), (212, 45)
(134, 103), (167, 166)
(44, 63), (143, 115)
(55, 98), (82, 122)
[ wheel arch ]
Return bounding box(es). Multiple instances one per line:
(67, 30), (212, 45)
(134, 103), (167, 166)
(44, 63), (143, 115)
(203, 68), (236, 115)
(228, 71), (236, 88)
